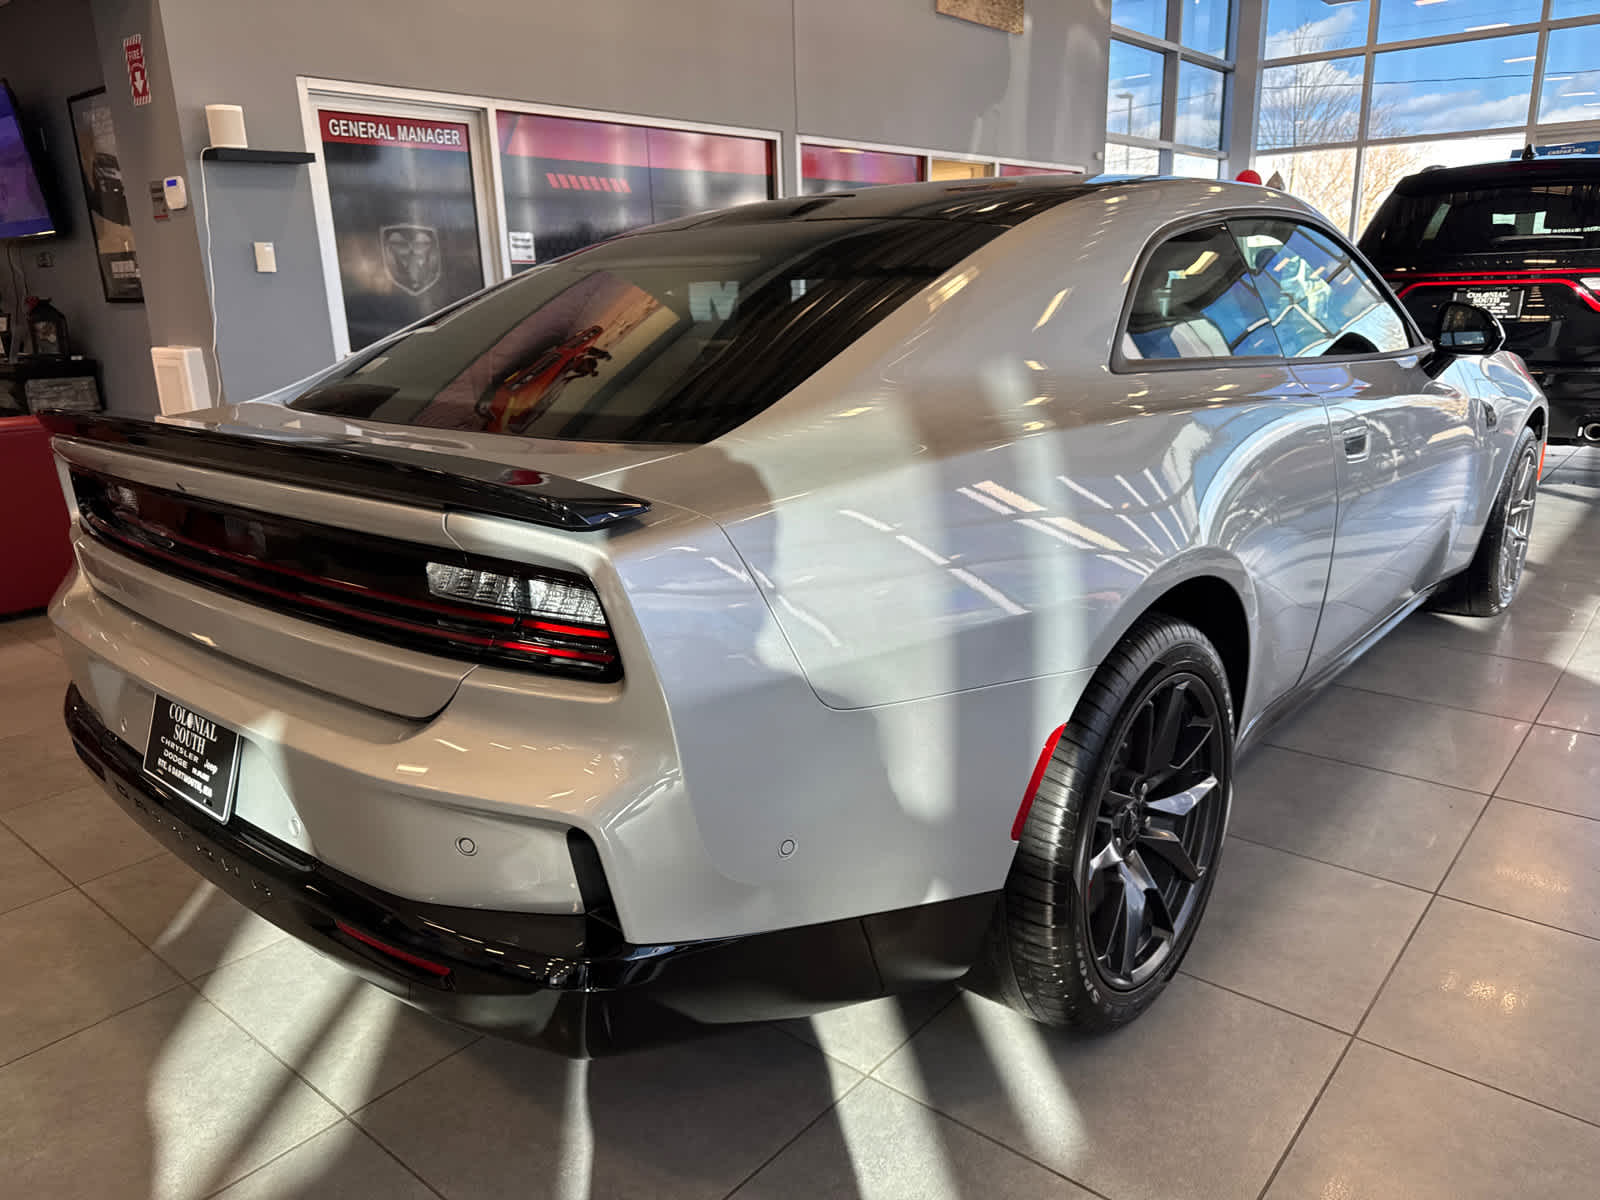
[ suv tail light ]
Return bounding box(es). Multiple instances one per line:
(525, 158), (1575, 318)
(71, 469), (619, 679)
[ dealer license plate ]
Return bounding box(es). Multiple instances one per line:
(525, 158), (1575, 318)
(1452, 287), (1525, 320)
(142, 695), (241, 822)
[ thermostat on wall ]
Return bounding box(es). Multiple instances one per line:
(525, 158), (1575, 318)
(163, 175), (189, 211)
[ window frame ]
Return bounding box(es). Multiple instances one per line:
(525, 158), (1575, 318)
(1110, 206), (1430, 375)
(1227, 214), (1421, 361)
(1252, 2), (1600, 238)
(1106, 0), (1237, 178)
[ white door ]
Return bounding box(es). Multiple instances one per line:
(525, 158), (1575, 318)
(305, 93), (501, 354)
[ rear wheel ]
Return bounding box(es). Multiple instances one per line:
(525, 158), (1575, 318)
(1430, 425), (1541, 617)
(990, 615), (1233, 1032)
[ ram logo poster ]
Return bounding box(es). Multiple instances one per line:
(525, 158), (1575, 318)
(380, 224), (442, 295)
(318, 109), (483, 349)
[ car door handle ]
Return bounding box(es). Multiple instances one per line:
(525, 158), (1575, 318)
(1341, 420), (1369, 460)
(1482, 399), (1500, 428)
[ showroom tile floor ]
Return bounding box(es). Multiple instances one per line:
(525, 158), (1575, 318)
(5, 445), (1600, 1199)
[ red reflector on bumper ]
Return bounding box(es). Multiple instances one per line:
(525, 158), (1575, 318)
(335, 920), (452, 978)
(1013, 724), (1067, 840)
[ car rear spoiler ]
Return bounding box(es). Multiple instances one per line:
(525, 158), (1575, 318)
(37, 412), (651, 531)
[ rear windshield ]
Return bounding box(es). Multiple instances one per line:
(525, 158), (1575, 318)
(290, 217), (1000, 444)
(1364, 181), (1600, 261)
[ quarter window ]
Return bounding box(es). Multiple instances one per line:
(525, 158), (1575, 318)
(1228, 219), (1410, 358)
(1122, 224), (1279, 361)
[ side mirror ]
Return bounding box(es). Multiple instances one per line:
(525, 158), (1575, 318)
(1435, 301), (1506, 356)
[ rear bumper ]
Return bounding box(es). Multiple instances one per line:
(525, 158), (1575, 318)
(1527, 369), (1600, 441)
(64, 684), (994, 1056)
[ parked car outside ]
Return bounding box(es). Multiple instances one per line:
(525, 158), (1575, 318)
(45, 176), (1545, 1055)
(1362, 155), (1600, 444)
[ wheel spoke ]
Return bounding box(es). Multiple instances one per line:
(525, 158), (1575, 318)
(1170, 714), (1215, 775)
(1146, 773), (1218, 818)
(1126, 848), (1176, 936)
(1138, 826), (1201, 882)
(1088, 840), (1125, 875)
(1113, 864), (1148, 977)
(1147, 682), (1189, 772)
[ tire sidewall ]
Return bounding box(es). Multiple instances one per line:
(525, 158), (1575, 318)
(1004, 616), (1236, 1030)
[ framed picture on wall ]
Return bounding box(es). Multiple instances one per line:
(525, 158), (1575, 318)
(67, 87), (143, 302)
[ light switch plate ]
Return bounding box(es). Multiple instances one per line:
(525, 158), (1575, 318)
(253, 241), (277, 273)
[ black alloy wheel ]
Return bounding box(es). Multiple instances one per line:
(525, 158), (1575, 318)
(1080, 672), (1225, 990)
(981, 614), (1234, 1033)
(1430, 423), (1543, 618)
(1496, 441), (1539, 607)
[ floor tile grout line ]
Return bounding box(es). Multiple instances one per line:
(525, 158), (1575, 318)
(1251, 1036), (1354, 1200)
(1331, 677), (1560, 725)
(1257, 740), (1494, 797)
(862, 1070), (1124, 1200)
(0, 879), (73, 920)
(191, 961), (488, 1127)
(1492, 791), (1600, 826)
(718, 1071), (873, 1200)
(1253, 887), (1449, 1198)
(1529, 601), (1600, 730)
(346, 1034), (485, 1121)
(1172, 971), (1359, 1040)
(67, 871), (471, 1131)
(348, 1122), (452, 1200)
(1430, 891), (1600, 948)
(198, 1118), (450, 1200)
(68, 844), (171, 888)
(768, 987), (962, 1077)
(1223, 831), (1452, 895)
(0, 976), (193, 1073)
(1352, 1034), (1600, 1133)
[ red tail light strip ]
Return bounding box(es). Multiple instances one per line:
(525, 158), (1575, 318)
(71, 470), (620, 677)
(1012, 724), (1067, 841)
(82, 512), (617, 667)
(334, 920), (453, 978)
(1391, 275), (1600, 315)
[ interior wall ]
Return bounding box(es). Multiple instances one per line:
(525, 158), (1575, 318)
(0, 0), (158, 415)
(87, 0), (215, 414)
(111, 0), (1115, 406)
(795, 0), (1110, 164)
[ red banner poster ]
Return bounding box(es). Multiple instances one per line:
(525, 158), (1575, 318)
(124, 35), (150, 107)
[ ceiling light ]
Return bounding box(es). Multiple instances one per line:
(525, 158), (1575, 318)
(1565, 91), (1598, 97)
(1465, 23), (1509, 31)
(1504, 56), (1535, 64)
(1414, 0), (1447, 7)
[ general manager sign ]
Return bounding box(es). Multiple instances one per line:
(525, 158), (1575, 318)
(320, 111), (468, 151)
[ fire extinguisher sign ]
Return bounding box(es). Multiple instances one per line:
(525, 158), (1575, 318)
(125, 35), (151, 107)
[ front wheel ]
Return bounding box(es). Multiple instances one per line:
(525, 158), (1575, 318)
(1430, 424), (1541, 618)
(987, 614), (1234, 1032)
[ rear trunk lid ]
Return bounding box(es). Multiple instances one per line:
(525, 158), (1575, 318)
(45, 411), (653, 719)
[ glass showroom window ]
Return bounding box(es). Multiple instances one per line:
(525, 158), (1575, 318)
(1375, 0), (1541, 46)
(1254, 1), (1600, 238)
(1108, 40), (1165, 142)
(1263, 0), (1368, 59)
(1538, 23), (1600, 126)
(496, 112), (774, 268)
(800, 143), (923, 194)
(1105, 0), (1234, 176)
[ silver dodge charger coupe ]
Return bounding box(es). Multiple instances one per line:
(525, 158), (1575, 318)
(46, 177), (1545, 1054)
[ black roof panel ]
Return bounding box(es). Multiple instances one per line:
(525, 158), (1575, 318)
(1393, 156), (1600, 195)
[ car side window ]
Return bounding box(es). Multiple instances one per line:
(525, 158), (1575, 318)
(1229, 218), (1412, 358)
(1121, 224), (1282, 361)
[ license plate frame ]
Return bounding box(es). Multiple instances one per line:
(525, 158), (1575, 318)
(141, 695), (241, 823)
(1452, 286), (1526, 320)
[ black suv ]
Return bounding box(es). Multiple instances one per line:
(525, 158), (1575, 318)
(1362, 156), (1600, 444)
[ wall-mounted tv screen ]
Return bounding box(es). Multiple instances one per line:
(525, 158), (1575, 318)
(0, 80), (57, 240)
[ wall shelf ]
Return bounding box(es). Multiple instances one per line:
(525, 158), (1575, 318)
(200, 148), (315, 165)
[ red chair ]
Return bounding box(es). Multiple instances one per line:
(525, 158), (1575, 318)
(0, 416), (74, 615)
